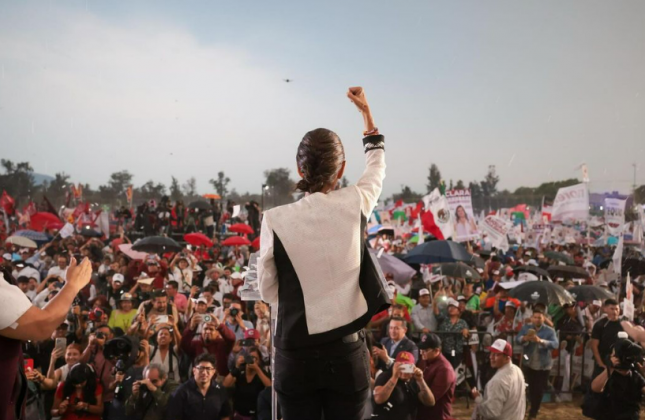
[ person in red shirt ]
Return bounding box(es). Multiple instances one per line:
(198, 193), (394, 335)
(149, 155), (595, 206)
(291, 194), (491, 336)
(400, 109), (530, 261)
(483, 284), (521, 321)
(416, 333), (456, 420)
(493, 301), (523, 338)
(51, 363), (104, 420)
(181, 313), (236, 378)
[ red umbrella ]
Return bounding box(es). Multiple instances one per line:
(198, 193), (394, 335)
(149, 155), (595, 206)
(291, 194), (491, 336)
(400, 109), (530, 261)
(222, 236), (251, 247)
(30, 212), (64, 232)
(251, 236), (260, 249)
(229, 223), (254, 235)
(184, 233), (213, 248)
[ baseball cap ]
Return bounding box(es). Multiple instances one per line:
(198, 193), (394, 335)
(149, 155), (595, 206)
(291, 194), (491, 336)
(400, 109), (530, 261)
(2, 253), (11, 261)
(417, 333), (442, 350)
(112, 273), (125, 284)
(447, 298), (460, 308)
(419, 288), (430, 297)
(592, 300), (602, 307)
(244, 329), (261, 340)
(505, 301), (517, 309)
(492, 270), (500, 276)
(488, 338), (512, 357)
(119, 292), (134, 301)
(457, 295), (466, 301)
(195, 297), (207, 305)
(395, 351), (416, 365)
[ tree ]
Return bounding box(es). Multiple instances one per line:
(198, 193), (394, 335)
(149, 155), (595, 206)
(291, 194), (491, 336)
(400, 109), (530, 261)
(392, 185), (422, 204)
(99, 170), (133, 201)
(169, 176), (183, 201)
(0, 159), (37, 200)
(426, 164), (442, 193)
(264, 168), (295, 206)
(455, 179), (465, 190)
(448, 179), (454, 190)
(182, 177), (198, 199)
(137, 181), (167, 200)
(480, 165), (499, 197)
(209, 172), (231, 198)
(45, 172), (71, 199)
(635, 185), (645, 205)
(469, 181), (482, 198)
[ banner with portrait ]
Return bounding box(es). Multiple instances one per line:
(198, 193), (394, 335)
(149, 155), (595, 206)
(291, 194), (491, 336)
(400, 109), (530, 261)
(445, 189), (479, 242)
(604, 197), (627, 236)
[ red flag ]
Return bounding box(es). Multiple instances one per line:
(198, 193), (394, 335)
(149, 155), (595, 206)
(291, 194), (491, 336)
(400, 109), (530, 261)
(23, 201), (37, 217)
(72, 202), (90, 219)
(71, 184), (79, 198)
(1, 191), (15, 215)
(420, 210), (445, 240)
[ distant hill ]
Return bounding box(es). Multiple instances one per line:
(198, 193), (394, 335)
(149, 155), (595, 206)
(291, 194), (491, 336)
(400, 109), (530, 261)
(33, 173), (55, 186)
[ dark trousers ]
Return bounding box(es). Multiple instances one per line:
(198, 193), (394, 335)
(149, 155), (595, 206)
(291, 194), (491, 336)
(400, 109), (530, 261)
(524, 367), (550, 417)
(443, 351), (464, 370)
(274, 332), (370, 420)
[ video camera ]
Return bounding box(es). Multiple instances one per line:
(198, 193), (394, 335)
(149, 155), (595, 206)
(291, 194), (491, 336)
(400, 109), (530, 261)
(610, 338), (644, 371)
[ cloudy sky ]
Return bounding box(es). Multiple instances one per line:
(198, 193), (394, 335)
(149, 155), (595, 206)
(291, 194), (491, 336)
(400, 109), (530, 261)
(1, 0), (644, 198)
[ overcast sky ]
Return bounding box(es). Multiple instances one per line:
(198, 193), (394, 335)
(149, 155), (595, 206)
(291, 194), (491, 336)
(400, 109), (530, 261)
(1, 0), (644, 198)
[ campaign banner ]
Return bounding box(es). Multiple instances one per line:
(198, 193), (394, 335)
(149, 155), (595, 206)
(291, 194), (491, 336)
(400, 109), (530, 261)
(422, 189), (454, 240)
(445, 189), (479, 242)
(605, 198), (627, 236)
(551, 183), (589, 222)
(480, 215), (510, 251)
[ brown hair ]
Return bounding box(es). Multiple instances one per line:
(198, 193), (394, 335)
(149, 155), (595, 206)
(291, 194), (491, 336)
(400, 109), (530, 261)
(295, 128), (345, 194)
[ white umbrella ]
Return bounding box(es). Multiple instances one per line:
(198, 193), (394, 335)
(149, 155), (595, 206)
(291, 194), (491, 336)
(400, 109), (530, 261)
(5, 236), (37, 248)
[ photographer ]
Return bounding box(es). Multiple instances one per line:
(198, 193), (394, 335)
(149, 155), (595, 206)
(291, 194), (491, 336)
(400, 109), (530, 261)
(224, 300), (254, 341)
(126, 363), (178, 420)
(223, 346), (272, 419)
(149, 324), (182, 383)
(80, 325), (116, 402)
(51, 363), (104, 419)
(137, 290), (179, 325)
(181, 313), (236, 379)
(590, 337), (645, 420)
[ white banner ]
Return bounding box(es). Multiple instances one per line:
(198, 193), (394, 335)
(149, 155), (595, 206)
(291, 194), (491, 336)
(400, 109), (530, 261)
(422, 189), (454, 240)
(551, 183), (589, 223)
(480, 215), (511, 251)
(605, 198), (627, 236)
(613, 233), (624, 275)
(445, 189), (479, 242)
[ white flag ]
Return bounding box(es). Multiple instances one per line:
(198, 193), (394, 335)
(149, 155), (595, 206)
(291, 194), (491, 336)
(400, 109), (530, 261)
(612, 233), (624, 275)
(60, 223), (75, 239)
(552, 183), (589, 223)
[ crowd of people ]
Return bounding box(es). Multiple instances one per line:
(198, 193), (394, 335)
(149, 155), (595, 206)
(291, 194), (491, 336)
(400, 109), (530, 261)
(2, 194), (645, 420)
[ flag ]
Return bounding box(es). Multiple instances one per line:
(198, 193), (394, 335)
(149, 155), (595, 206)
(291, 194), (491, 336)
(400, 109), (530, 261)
(416, 214), (425, 245)
(612, 232), (624, 275)
(126, 185), (133, 206)
(421, 189), (453, 240)
(23, 201), (37, 217)
(42, 196), (59, 217)
(97, 210), (110, 238)
(541, 196), (553, 222)
(0, 191), (15, 216)
(77, 183), (84, 200)
(551, 183), (589, 223)
(480, 215), (511, 251)
(60, 222), (75, 239)
(71, 184), (79, 199)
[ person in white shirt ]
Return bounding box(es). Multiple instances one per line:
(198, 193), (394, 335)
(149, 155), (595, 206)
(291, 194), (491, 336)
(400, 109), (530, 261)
(169, 252), (195, 292)
(411, 288), (438, 337)
(471, 339), (526, 420)
(47, 255), (69, 281)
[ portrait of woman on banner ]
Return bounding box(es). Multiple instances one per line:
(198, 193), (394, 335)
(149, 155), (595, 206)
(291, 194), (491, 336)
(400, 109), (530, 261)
(453, 205), (478, 241)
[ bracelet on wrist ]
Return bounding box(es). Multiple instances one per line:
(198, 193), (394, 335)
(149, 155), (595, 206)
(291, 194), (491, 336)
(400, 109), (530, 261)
(363, 127), (379, 136)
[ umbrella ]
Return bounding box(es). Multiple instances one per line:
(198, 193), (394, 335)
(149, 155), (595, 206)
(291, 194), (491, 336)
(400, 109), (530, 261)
(367, 225), (382, 235)
(202, 194), (221, 200)
(377, 226), (395, 237)
(221, 236), (251, 247)
(568, 285), (614, 303)
(432, 262), (481, 280)
(132, 236), (182, 254)
(547, 265), (590, 279)
(184, 233), (213, 248)
(80, 227), (102, 238)
(509, 281), (574, 306)
(5, 236), (37, 248)
(118, 244), (148, 261)
(623, 258), (645, 277)
(229, 224), (254, 235)
(403, 240), (474, 265)
(14, 230), (50, 242)
(30, 212), (64, 231)
(544, 251), (574, 265)
(369, 249), (417, 285)
(251, 237), (260, 249)
(188, 201), (211, 210)
(514, 265), (550, 279)
(465, 255), (485, 269)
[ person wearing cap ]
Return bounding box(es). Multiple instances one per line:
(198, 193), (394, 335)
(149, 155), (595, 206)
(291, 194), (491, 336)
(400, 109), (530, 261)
(492, 300), (522, 338)
(372, 351), (435, 420)
(462, 282), (481, 313)
(108, 292), (138, 332)
(411, 288), (438, 339)
(107, 273), (126, 309)
(556, 301), (584, 354)
(416, 333), (456, 420)
(583, 300), (604, 333)
(515, 309), (558, 419)
(169, 251), (196, 293)
(433, 289), (469, 369)
(130, 273), (155, 305)
(373, 316), (419, 372)
(457, 295), (477, 329)
(471, 338), (525, 420)
(483, 283), (521, 321)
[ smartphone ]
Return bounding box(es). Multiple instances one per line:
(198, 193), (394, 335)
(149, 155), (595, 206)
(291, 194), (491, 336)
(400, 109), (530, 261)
(156, 315), (169, 324)
(55, 337), (67, 353)
(24, 359), (34, 372)
(400, 364), (414, 374)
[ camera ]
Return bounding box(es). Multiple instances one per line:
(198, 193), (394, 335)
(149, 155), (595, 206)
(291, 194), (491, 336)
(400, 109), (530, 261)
(96, 332), (106, 340)
(244, 355), (255, 365)
(229, 308), (239, 317)
(611, 338), (644, 370)
(89, 308), (104, 322)
(206, 306), (216, 314)
(203, 314), (213, 323)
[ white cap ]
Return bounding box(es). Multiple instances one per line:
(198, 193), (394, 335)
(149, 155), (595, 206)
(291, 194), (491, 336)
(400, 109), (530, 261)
(419, 288), (430, 296)
(195, 297), (207, 304)
(447, 298), (460, 308)
(2, 253), (11, 261)
(492, 270), (500, 276)
(230, 272), (243, 280)
(592, 300), (602, 307)
(527, 259), (538, 267)
(112, 273), (125, 283)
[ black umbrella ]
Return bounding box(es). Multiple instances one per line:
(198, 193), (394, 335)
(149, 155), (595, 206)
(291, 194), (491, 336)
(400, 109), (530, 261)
(623, 258), (645, 277)
(433, 262), (481, 280)
(80, 228), (102, 238)
(547, 265), (590, 279)
(188, 200), (211, 210)
(568, 285), (614, 303)
(544, 251), (574, 265)
(509, 281), (574, 306)
(132, 236), (182, 254)
(514, 265), (549, 279)
(465, 256), (485, 270)
(404, 240), (474, 265)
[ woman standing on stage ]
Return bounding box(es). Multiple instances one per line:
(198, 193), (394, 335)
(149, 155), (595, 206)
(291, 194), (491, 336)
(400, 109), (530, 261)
(258, 87), (386, 420)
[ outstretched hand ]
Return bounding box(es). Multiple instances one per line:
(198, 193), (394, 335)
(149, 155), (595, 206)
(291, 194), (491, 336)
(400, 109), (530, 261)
(66, 257), (92, 293)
